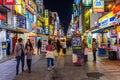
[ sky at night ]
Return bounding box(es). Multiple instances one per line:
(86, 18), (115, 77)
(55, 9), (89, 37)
(43, 0), (74, 34)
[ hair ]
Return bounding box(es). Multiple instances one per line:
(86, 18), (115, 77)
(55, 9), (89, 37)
(85, 44), (88, 48)
(26, 45), (32, 51)
(18, 38), (23, 42)
(48, 40), (51, 44)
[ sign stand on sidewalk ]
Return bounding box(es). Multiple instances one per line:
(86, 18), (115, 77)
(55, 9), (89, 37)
(72, 35), (83, 66)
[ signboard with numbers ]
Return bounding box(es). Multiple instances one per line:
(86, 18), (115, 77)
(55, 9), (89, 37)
(72, 36), (83, 65)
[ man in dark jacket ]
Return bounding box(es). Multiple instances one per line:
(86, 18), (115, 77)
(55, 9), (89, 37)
(37, 39), (42, 55)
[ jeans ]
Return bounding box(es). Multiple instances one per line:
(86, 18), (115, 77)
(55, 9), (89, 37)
(27, 59), (32, 72)
(16, 56), (25, 75)
(47, 58), (54, 68)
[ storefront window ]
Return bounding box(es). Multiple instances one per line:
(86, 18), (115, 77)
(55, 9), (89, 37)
(0, 12), (7, 25)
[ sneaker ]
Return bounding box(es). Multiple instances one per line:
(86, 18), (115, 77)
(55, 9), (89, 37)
(47, 68), (50, 71)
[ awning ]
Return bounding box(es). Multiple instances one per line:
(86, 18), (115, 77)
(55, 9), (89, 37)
(92, 26), (114, 34)
(16, 27), (29, 33)
(0, 25), (29, 33)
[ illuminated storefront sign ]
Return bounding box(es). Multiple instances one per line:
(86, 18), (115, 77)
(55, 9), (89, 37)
(0, 0), (2, 4)
(98, 11), (116, 28)
(93, 0), (104, 12)
(113, 5), (120, 14)
(82, 0), (92, 6)
(5, 0), (14, 5)
(14, 14), (26, 28)
(0, 13), (6, 20)
(15, 0), (26, 16)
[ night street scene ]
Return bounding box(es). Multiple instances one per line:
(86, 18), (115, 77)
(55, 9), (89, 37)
(0, 0), (120, 80)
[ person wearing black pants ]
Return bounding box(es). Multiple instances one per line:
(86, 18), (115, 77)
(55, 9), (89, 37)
(27, 59), (32, 73)
(14, 38), (25, 75)
(92, 38), (97, 61)
(93, 52), (96, 61)
(26, 45), (33, 73)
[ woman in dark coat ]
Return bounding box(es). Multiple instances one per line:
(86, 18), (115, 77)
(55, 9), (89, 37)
(25, 39), (33, 50)
(56, 39), (61, 53)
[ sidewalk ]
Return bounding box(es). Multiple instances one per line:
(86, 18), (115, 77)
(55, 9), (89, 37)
(0, 55), (41, 80)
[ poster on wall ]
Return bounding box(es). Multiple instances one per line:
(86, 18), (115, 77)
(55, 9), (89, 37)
(15, 14), (26, 28)
(110, 28), (117, 38)
(72, 36), (83, 65)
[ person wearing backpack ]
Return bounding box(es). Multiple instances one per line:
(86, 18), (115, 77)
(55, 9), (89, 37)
(14, 38), (25, 75)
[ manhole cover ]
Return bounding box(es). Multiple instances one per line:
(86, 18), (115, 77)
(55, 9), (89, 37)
(86, 72), (104, 79)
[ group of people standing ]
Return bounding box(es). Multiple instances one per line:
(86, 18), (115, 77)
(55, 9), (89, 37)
(82, 38), (97, 62)
(14, 38), (33, 75)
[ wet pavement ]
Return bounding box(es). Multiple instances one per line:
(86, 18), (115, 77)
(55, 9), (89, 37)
(1, 50), (120, 80)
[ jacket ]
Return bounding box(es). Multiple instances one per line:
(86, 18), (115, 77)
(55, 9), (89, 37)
(14, 43), (25, 57)
(26, 51), (33, 59)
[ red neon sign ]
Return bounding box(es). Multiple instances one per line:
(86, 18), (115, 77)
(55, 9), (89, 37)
(0, 0), (2, 5)
(113, 5), (120, 14)
(0, 13), (6, 20)
(5, 0), (14, 5)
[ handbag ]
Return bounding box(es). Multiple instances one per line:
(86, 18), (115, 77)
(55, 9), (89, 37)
(46, 51), (55, 58)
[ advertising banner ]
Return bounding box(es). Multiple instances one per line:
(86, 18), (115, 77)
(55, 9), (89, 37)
(5, 0), (14, 5)
(84, 9), (92, 30)
(98, 11), (116, 28)
(0, 0), (2, 4)
(110, 28), (117, 38)
(82, 0), (92, 7)
(14, 14), (26, 28)
(72, 36), (83, 65)
(93, 0), (104, 12)
(15, 0), (26, 16)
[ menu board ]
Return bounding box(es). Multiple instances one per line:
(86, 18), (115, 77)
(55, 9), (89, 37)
(72, 36), (83, 65)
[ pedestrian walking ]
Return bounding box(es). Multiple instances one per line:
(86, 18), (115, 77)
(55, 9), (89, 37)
(25, 39), (33, 50)
(84, 44), (88, 62)
(56, 39), (61, 54)
(25, 45), (33, 73)
(37, 39), (42, 55)
(14, 38), (25, 75)
(62, 39), (67, 54)
(46, 40), (55, 71)
(92, 38), (97, 61)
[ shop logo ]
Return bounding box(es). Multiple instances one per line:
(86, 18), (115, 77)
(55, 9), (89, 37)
(101, 17), (109, 26)
(94, 0), (103, 6)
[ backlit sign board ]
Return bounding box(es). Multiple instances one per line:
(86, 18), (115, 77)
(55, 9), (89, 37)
(93, 0), (104, 12)
(0, 0), (2, 4)
(82, 0), (92, 7)
(98, 11), (116, 28)
(5, 0), (14, 5)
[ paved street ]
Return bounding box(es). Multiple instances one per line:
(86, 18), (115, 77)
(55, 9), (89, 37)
(12, 51), (120, 80)
(1, 50), (120, 80)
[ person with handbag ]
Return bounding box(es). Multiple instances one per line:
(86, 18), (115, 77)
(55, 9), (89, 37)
(46, 40), (55, 71)
(92, 38), (97, 61)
